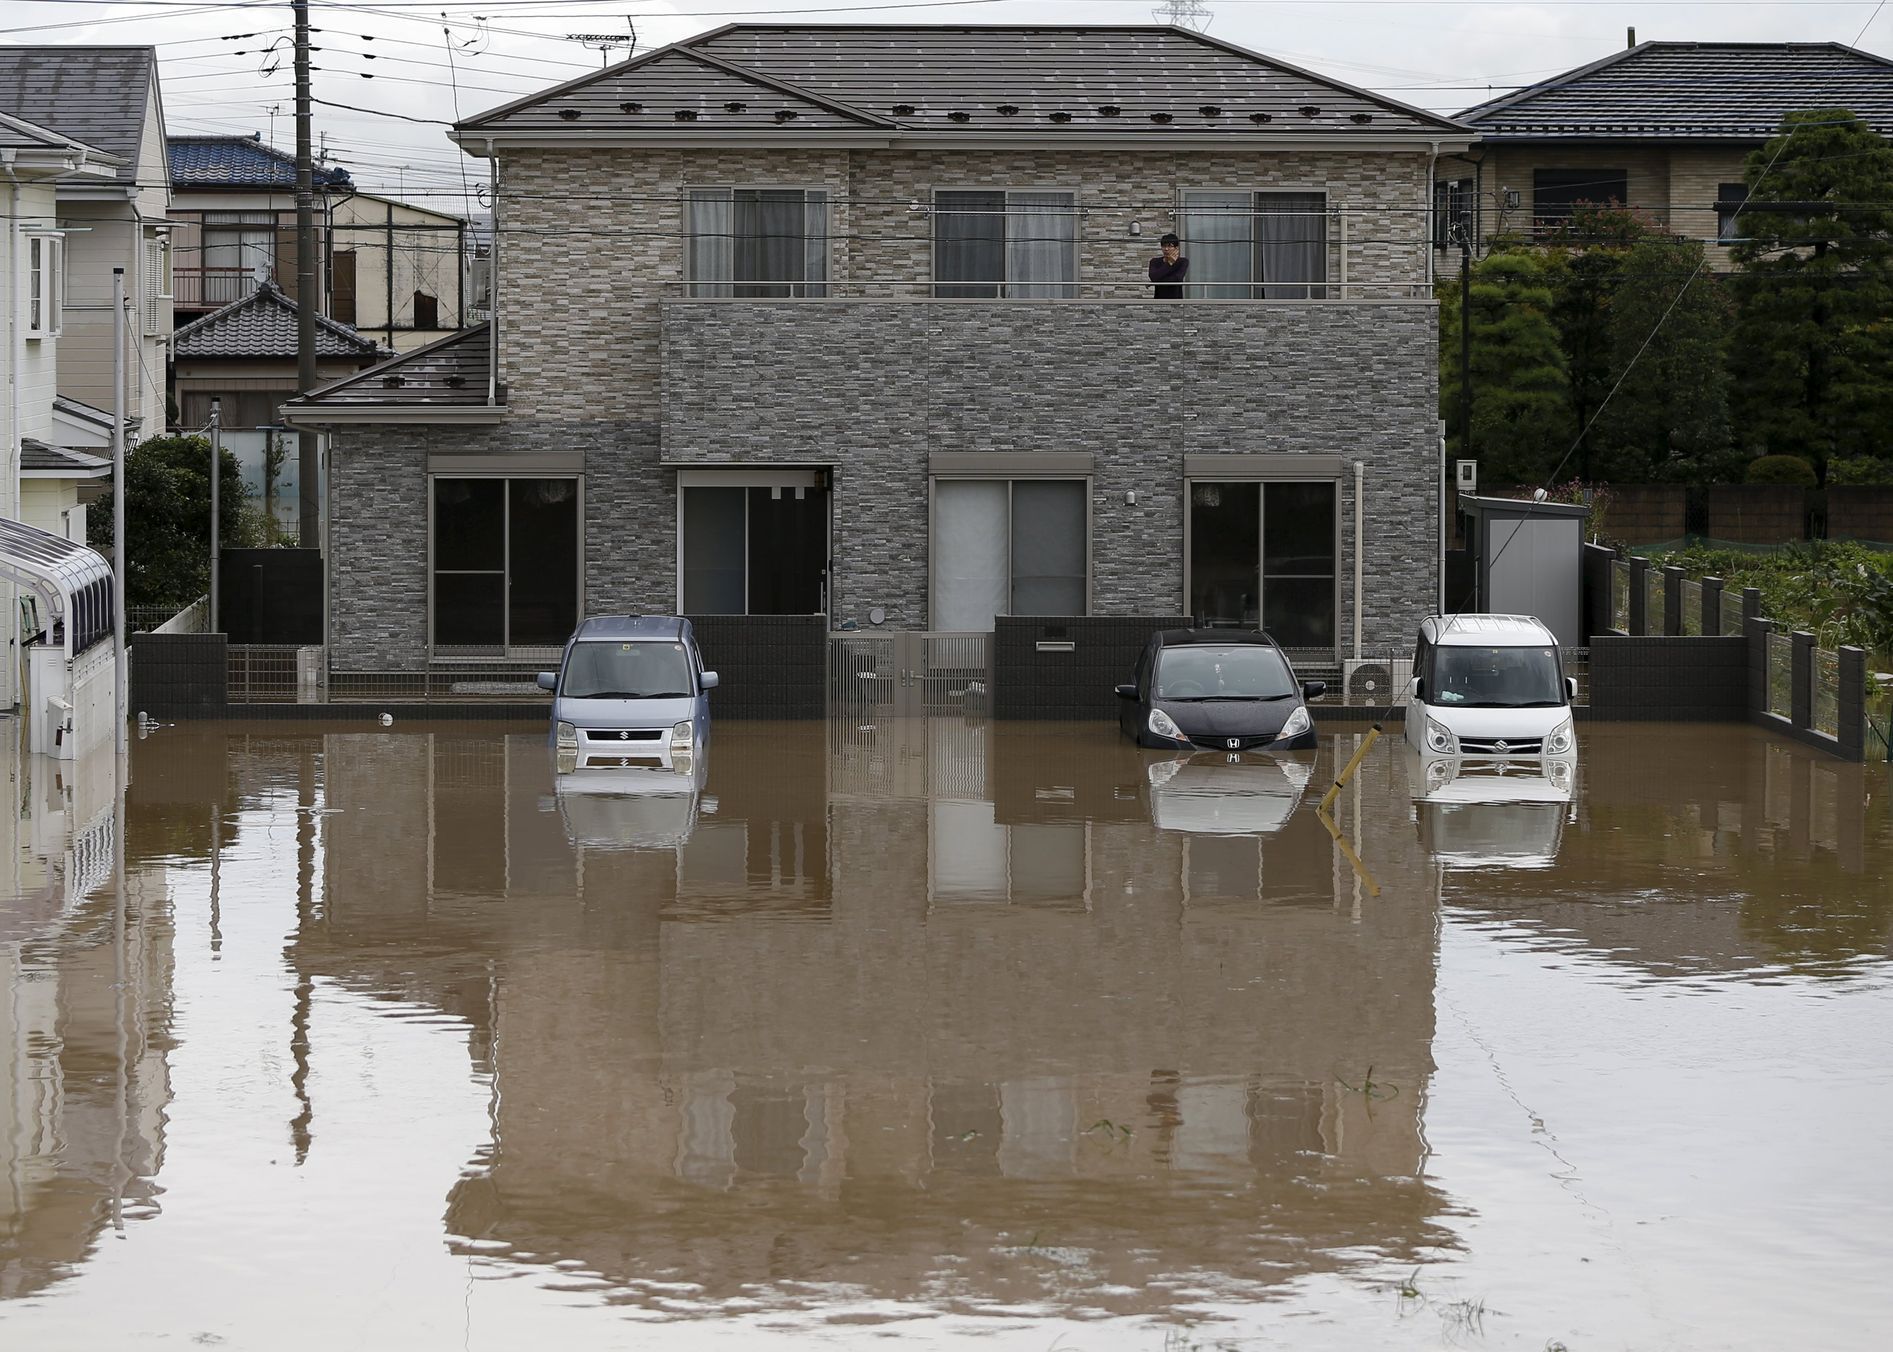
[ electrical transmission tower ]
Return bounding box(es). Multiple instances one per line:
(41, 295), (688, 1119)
(1153, 0), (1212, 31)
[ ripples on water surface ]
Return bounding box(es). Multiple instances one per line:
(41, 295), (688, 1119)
(0, 721), (1888, 1349)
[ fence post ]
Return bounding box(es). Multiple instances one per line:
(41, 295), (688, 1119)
(1628, 557), (1649, 636)
(1837, 645), (1867, 762)
(1742, 586), (1762, 628)
(1661, 565), (1685, 637)
(1790, 630), (1814, 732)
(1702, 576), (1725, 637)
(1747, 616), (1774, 718)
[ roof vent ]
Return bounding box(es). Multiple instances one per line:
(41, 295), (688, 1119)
(675, 108), (698, 121)
(1248, 112), (1272, 124)
(724, 101), (746, 114)
(996, 104), (1020, 116)
(444, 374), (467, 389)
(892, 103), (916, 116)
(774, 108), (798, 123)
(619, 101), (643, 113)
(381, 374), (406, 388)
(947, 110), (972, 123)
(1198, 105), (1222, 118)
(1350, 112), (1374, 125)
(1048, 111), (1072, 124)
(1098, 104), (1121, 117)
(1149, 111), (1174, 124)
(1299, 104), (1322, 118)
(557, 109), (580, 122)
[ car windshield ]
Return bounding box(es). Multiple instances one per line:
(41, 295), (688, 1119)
(1155, 645), (1296, 700)
(1429, 644), (1564, 707)
(561, 640), (696, 699)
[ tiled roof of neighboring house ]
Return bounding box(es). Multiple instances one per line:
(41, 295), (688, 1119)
(455, 23), (1468, 140)
(1460, 42), (1893, 140)
(168, 134), (353, 190)
(284, 323), (497, 412)
(20, 439), (112, 478)
(173, 281), (384, 360)
(0, 46), (156, 165)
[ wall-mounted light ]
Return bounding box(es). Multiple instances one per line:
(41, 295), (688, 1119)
(1129, 221), (1142, 236)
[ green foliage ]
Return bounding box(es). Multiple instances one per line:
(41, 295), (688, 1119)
(1827, 455), (1893, 486)
(87, 434), (256, 610)
(1656, 540), (1893, 659)
(1438, 248), (1571, 484)
(1729, 108), (1893, 472)
(1745, 454), (1819, 486)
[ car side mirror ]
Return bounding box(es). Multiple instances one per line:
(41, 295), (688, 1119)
(535, 671), (557, 692)
(1301, 680), (1326, 701)
(1411, 677), (1424, 700)
(701, 671), (720, 690)
(1115, 683), (1138, 699)
(1566, 676), (1578, 702)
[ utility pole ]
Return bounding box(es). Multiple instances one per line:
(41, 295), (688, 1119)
(1458, 226), (1472, 467)
(294, 0), (320, 547)
(112, 269), (127, 753)
(209, 398), (222, 633)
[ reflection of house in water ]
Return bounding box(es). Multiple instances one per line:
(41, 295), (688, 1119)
(293, 720), (1446, 1316)
(1436, 727), (1892, 977)
(1, 742), (168, 1300)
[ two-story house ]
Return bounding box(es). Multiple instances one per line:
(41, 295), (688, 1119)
(286, 24), (1472, 684)
(168, 135), (470, 354)
(1434, 41), (1893, 268)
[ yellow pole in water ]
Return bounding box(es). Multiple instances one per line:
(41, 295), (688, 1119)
(1319, 723), (1382, 815)
(1316, 805), (1382, 898)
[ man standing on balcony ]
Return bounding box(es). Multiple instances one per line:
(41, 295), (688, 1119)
(1148, 233), (1189, 298)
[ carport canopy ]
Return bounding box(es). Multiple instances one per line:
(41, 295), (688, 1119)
(0, 516), (114, 655)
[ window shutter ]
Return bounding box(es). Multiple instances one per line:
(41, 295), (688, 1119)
(144, 238), (167, 334)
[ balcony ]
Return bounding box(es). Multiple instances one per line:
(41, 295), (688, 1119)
(174, 266), (266, 310)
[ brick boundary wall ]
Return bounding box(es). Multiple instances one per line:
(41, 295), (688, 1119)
(995, 615), (1192, 720)
(686, 615), (826, 720)
(1587, 636), (1747, 721)
(130, 633), (228, 720)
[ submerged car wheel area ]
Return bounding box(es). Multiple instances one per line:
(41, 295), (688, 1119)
(539, 616), (719, 779)
(1117, 629), (1325, 753)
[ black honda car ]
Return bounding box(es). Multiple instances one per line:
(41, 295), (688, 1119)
(1116, 630), (1325, 751)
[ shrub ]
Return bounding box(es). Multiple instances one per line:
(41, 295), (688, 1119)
(1745, 455), (1818, 487)
(1827, 455), (1893, 486)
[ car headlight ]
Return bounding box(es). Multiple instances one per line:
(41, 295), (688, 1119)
(1424, 717), (1456, 754)
(670, 719), (694, 754)
(1148, 707), (1188, 742)
(1545, 720), (1574, 755)
(1279, 705), (1312, 739)
(555, 720), (578, 752)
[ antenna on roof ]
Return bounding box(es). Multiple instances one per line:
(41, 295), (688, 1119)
(1154, 0), (1212, 32)
(566, 17), (637, 68)
(1627, 26), (1637, 48)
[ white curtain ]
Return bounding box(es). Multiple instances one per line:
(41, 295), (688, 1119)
(688, 189), (734, 297)
(934, 480), (1009, 631)
(1007, 192), (1076, 298)
(1181, 191), (1252, 298)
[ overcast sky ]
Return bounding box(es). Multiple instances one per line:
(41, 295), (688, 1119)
(3, 0), (1889, 217)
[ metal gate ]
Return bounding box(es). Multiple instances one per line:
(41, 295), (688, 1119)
(829, 632), (991, 723)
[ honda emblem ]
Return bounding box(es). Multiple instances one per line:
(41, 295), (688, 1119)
(1226, 738), (1240, 750)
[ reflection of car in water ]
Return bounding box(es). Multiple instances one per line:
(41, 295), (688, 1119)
(1146, 755), (1313, 835)
(555, 755), (709, 850)
(1410, 745), (1574, 868)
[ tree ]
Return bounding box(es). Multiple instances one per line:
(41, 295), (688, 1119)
(1439, 248), (1571, 485)
(88, 434), (255, 610)
(1728, 108), (1893, 476)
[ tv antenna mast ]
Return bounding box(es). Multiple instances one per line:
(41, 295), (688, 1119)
(1153, 0), (1212, 31)
(567, 18), (637, 67)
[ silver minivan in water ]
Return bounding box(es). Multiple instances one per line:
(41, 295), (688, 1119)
(537, 615), (718, 773)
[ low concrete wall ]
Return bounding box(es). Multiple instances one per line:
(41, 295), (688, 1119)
(686, 615), (826, 720)
(130, 632), (228, 719)
(995, 615), (1191, 720)
(1588, 636), (1747, 721)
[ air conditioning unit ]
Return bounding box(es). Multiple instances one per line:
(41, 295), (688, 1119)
(1343, 657), (1414, 706)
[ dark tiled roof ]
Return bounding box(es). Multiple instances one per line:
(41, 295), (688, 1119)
(0, 46), (155, 165)
(1460, 42), (1893, 140)
(0, 110), (107, 155)
(172, 282), (383, 360)
(168, 135), (353, 190)
(21, 439), (112, 477)
(286, 323), (497, 409)
(458, 24), (1467, 139)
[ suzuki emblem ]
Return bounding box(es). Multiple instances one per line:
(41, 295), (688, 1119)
(1226, 738), (1240, 750)
(1493, 740), (1510, 754)
(619, 731), (631, 740)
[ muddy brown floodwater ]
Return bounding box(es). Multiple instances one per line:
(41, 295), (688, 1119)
(1, 720), (1890, 1349)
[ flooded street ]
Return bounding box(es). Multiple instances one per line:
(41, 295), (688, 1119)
(2, 719), (1890, 1349)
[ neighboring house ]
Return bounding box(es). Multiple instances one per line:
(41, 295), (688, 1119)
(286, 24), (1473, 681)
(167, 135), (470, 353)
(0, 46), (174, 440)
(1435, 41), (1893, 267)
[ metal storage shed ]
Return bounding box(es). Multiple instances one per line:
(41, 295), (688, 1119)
(1456, 494), (1588, 647)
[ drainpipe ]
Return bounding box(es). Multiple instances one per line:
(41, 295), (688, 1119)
(1353, 459), (1365, 662)
(4, 152), (19, 529)
(486, 138), (499, 407)
(1426, 140), (1439, 288)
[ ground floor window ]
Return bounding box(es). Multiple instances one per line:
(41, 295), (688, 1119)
(679, 473), (828, 615)
(431, 476), (579, 653)
(1188, 480), (1336, 649)
(933, 478), (1086, 631)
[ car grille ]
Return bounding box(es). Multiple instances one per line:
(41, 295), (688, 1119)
(1190, 732), (1276, 750)
(1458, 738), (1543, 756)
(583, 728), (664, 742)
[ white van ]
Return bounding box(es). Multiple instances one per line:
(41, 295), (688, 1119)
(1406, 614), (1577, 764)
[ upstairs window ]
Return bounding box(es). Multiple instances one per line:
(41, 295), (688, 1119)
(1531, 168), (1628, 232)
(688, 188), (828, 297)
(26, 234), (62, 337)
(201, 210), (276, 304)
(933, 190), (1077, 298)
(1178, 191), (1327, 299)
(1716, 183), (1750, 243)
(1433, 178), (1474, 250)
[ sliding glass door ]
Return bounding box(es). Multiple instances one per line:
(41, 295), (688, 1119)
(933, 479), (1087, 630)
(432, 477), (581, 654)
(1188, 480), (1336, 650)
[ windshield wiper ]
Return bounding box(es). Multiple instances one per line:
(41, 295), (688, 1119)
(571, 689), (689, 699)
